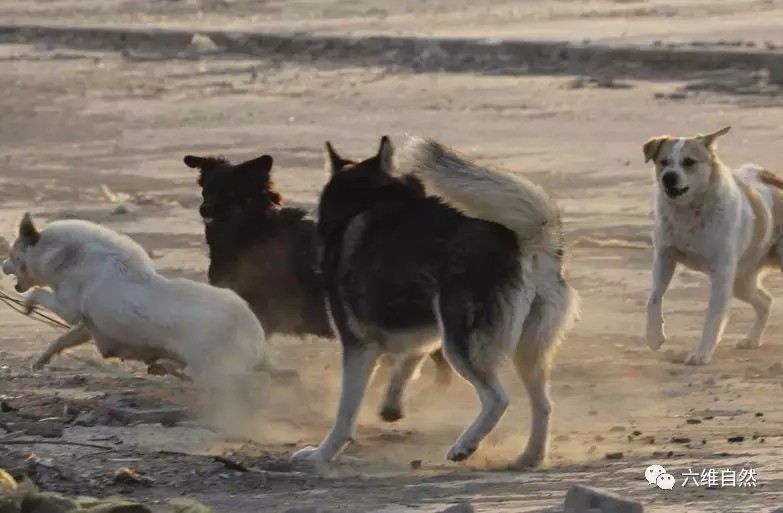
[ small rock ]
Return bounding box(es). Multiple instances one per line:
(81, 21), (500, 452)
(671, 436), (691, 444)
(564, 484), (644, 513)
(438, 504), (475, 513)
(111, 205), (129, 216)
(755, 412), (764, 417)
(609, 426), (625, 432)
(113, 467), (153, 486)
(727, 436), (745, 443)
(587, 445), (597, 454)
(605, 452), (624, 460)
(410, 459), (422, 470)
(686, 419), (702, 424)
(594, 435), (605, 442)
(555, 434), (571, 442)
(189, 33), (219, 53)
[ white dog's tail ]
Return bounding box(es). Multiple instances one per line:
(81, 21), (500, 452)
(401, 136), (563, 255)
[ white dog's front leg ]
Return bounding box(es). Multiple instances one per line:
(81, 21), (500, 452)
(646, 247), (677, 350)
(686, 265), (735, 366)
(33, 322), (91, 370)
(23, 288), (59, 316)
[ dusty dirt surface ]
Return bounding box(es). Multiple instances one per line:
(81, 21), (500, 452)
(1, 2), (783, 513)
(3, 0), (783, 48)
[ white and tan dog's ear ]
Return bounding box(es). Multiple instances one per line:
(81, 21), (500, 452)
(19, 212), (40, 245)
(643, 135), (670, 163)
(698, 126), (731, 150)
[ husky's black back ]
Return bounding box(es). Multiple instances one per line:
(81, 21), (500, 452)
(318, 141), (521, 337)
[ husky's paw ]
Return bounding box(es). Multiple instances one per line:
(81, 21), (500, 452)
(31, 358), (48, 371)
(447, 439), (478, 462)
(379, 406), (403, 423)
(683, 352), (711, 366)
(512, 450), (546, 469)
(291, 445), (326, 462)
(736, 338), (762, 350)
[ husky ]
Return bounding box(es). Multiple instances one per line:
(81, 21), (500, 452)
(644, 126), (783, 365)
(1, 214), (292, 385)
(183, 152), (454, 399)
(291, 136), (578, 467)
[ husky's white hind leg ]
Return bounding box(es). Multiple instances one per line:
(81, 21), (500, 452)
(437, 292), (528, 462)
(512, 280), (576, 468)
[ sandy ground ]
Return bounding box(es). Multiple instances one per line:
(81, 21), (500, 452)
(1, 2), (783, 513)
(3, 0), (783, 47)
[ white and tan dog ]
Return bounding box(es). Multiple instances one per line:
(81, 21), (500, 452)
(644, 126), (783, 365)
(1, 213), (294, 385)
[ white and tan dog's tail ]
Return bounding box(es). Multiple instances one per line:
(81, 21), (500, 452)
(401, 136), (562, 255)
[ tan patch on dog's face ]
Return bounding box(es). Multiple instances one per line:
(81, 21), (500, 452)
(643, 127), (730, 202)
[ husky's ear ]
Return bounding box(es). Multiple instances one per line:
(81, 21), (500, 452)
(183, 155), (205, 169)
(377, 136), (395, 175)
(698, 126), (731, 150)
(642, 135), (669, 163)
(19, 212), (40, 245)
(238, 155), (274, 176)
(325, 142), (350, 175)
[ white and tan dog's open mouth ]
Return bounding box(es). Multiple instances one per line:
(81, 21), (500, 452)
(663, 185), (689, 199)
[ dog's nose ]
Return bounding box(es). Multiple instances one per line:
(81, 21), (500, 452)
(661, 172), (678, 189)
(199, 204), (214, 219)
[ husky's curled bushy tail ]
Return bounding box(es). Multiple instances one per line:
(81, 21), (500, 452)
(403, 137), (580, 465)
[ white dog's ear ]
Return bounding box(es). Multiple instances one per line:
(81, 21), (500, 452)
(19, 212), (40, 245)
(377, 136), (395, 175)
(699, 126), (731, 149)
(643, 135), (669, 163)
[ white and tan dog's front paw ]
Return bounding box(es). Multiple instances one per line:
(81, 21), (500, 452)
(646, 329), (666, 351)
(736, 338), (761, 350)
(291, 445), (326, 462)
(683, 352), (711, 366)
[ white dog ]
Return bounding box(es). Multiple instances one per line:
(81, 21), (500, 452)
(1, 213), (293, 384)
(644, 126), (783, 365)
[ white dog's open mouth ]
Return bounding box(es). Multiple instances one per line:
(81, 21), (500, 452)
(665, 186), (689, 199)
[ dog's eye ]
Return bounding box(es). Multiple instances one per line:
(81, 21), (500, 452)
(682, 157), (696, 167)
(660, 158), (671, 167)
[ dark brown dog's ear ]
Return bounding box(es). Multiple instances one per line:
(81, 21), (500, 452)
(19, 212), (40, 245)
(698, 126), (731, 150)
(643, 136), (669, 163)
(238, 155), (273, 176)
(377, 136), (394, 174)
(325, 142), (350, 175)
(183, 155), (205, 169)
